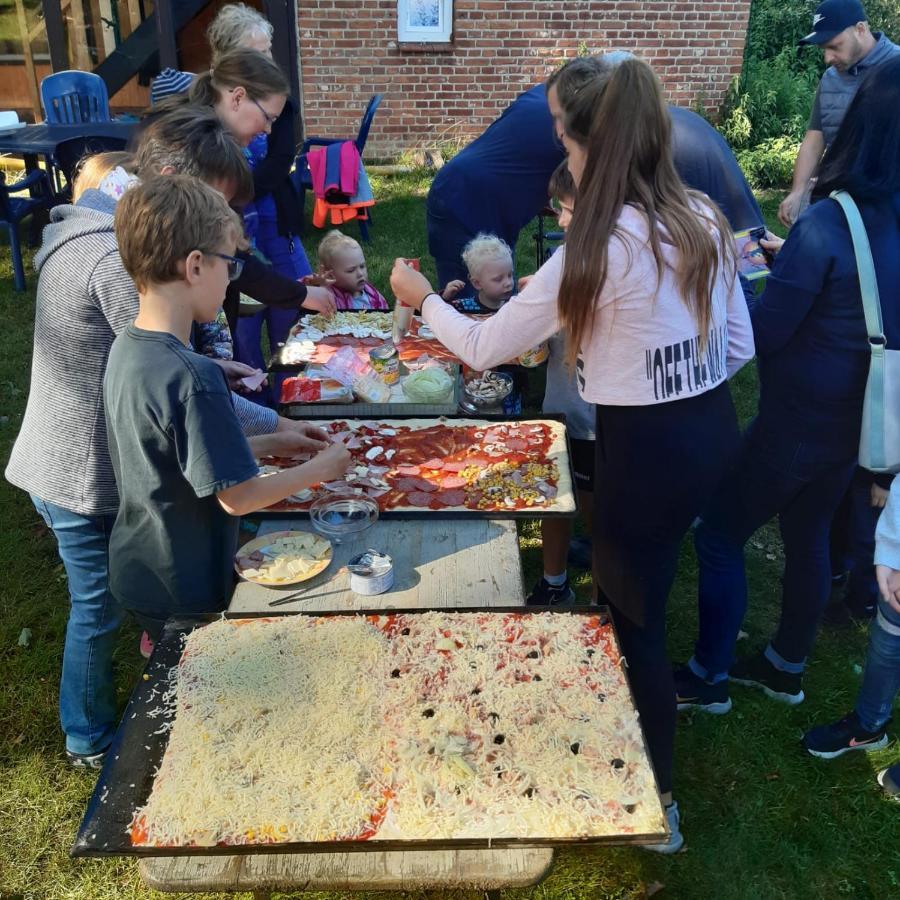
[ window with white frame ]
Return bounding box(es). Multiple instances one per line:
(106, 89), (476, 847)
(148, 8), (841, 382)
(397, 0), (453, 43)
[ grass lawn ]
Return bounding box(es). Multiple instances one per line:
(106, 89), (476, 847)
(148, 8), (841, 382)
(0, 176), (897, 900)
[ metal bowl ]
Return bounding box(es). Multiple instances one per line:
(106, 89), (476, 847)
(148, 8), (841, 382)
(309, 494), (379, 544)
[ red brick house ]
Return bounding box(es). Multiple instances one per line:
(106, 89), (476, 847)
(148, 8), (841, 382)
(297, 0), (753, 158)
(2, 1), (751, 159)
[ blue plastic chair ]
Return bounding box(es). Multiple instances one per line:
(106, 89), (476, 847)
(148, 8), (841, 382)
(0, 169), (51, 291)
(41, 71), (111, 125)
(293, 94), (383, 241)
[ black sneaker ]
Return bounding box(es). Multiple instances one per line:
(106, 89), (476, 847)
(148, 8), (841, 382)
(673, 665), (732, 714)
(877, 762), (900, 800)
(526, 577), (575, 606)
(803, 711), (890, 759)
(729, 651), (805, 705)
(823, 594), (877, 626)
(66, 747), (109, 770)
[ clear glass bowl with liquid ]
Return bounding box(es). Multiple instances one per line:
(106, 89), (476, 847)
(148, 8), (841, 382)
(309, 494), (380, 544)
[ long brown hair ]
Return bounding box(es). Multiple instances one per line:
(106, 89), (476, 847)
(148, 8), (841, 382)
(557, 58), (734, 364)
(190, 48), (288, 106)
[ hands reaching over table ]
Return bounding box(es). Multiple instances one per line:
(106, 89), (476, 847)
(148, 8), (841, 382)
(272, 420), (331, 452)
(302, 285), (338, 318)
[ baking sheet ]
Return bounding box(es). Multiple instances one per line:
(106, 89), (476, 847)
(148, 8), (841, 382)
(72, 607), (666, 858)
(277, 369), (463, 419)
(255, 415), (578, 520)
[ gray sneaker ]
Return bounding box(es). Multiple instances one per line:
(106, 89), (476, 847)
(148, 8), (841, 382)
(66, 747), (108, 770)
(642, 800), (684, 854)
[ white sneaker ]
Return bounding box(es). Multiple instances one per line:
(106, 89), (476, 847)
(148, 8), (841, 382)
(643, 800), (684, 854)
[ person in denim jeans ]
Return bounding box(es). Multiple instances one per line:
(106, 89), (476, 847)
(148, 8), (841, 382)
(675, 58), (900, 713)
(30, 499), (122, 766)
(802, 477), (900, 799)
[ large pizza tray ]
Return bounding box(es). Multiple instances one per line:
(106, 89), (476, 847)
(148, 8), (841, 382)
(72, 608), (666, 858)
(269, 313), (461, 373)
(253, 415), (579, 521)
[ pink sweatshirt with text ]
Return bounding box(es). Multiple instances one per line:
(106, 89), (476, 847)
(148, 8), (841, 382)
(423, 203), (754, 406)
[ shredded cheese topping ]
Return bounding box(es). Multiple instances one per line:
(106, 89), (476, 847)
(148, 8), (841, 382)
(132, 612), (664, 847)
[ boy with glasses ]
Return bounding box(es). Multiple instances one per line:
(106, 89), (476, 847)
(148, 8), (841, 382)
(104, 175), (351, 642)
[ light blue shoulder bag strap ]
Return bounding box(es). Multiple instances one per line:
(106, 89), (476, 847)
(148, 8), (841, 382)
(830, 189), (886, 467)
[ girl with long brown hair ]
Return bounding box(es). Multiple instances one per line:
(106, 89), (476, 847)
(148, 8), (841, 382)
(391, 57), (754, 850)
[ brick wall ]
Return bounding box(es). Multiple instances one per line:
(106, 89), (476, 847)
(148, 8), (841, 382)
(297, 0), (751, 159)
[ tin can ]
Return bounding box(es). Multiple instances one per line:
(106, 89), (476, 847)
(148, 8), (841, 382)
(348, 549), (394, 595)
(369, 343), (400, 384)
(516, 341), (550, 368)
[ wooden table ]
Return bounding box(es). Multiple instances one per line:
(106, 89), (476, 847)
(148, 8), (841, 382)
(139, 516), (554, 898)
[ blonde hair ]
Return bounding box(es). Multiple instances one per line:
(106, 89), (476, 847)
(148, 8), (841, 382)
(317, 229), (361, 269)
(207, 3), (273, 56)
(461, 233), (513, 280)
(115, 174), (245, 292)
(72, 151), (135, 202)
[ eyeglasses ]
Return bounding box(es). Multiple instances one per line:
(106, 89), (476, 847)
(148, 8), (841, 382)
(204, 251), (244, 281)
(250, 96), (279, 126)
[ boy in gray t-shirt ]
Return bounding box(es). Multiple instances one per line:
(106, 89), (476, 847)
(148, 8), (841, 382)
(104, 176), (351, 637)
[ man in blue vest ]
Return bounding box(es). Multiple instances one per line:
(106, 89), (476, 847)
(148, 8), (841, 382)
(778, 0), (899, 227)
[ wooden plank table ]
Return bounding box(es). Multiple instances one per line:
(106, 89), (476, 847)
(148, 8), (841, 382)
(139, 516), (554, 897)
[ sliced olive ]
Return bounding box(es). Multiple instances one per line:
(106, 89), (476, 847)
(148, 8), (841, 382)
(526, 650), (539, 659)
(422, 708), (435, 718)
(570, 742), (580, 755)
(611, 757), (625, 769)
(390, 668), (400, 678)
(493, 734), (505, 745)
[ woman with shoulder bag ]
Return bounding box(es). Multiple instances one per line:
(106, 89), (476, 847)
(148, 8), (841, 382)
(677, 57), (900, 720)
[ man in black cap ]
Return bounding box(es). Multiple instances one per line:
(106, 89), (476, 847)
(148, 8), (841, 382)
(778, 0), (898, 226)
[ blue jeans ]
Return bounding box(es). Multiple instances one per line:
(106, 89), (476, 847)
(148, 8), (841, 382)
(855, 597), (900, 732)
(691, 418), (856, 680)
(31, 496), (123, 755)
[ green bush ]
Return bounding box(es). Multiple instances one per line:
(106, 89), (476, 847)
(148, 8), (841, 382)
(735, 136), (801, 188)
(720, 0), (900, 183)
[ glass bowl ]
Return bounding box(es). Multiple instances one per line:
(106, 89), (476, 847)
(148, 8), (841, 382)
(461, 370), (514, 411)
(309, 494), (379, 544)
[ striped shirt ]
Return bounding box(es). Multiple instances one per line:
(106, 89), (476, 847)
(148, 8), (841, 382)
(5, 190), (276, 517)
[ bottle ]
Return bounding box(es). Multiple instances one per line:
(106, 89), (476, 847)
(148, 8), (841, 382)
(392, 257), (420, 344)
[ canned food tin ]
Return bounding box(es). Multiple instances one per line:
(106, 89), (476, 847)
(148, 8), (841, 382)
(369, 343), (400, 384)
(516, 341), (550, 368)
(348, 549), (394, 595)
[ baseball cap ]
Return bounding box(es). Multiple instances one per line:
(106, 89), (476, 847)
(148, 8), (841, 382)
(799, 0), (868, 45)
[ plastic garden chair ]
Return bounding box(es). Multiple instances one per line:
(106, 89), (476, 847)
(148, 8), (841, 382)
(0, 169), (51, 291)
(293, 94), (383, 240)
(41, 71), (111, 125)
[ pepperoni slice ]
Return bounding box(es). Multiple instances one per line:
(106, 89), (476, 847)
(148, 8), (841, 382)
(397, 477), (423, 492)
(406, 491), (434, 507)
(413, 477), (438, 492)
(438, 489), (466, 506)
(396, 465), (421, 476)
(421, 457), (445, 470)
(442, 460), (469, 473)
(465, 456), (490, 467)
(441, 475), (467, 489)
(505, 438), (528, 451)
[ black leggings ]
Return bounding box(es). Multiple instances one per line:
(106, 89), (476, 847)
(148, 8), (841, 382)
(593, 383), (741, 794)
